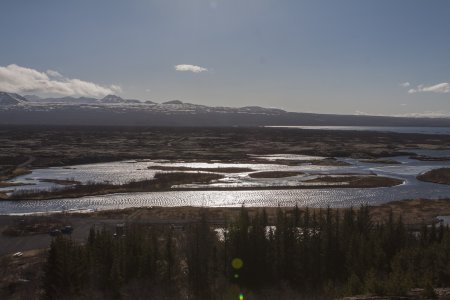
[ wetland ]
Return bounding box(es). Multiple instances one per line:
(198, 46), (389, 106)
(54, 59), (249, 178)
(1, 126), (450, 214)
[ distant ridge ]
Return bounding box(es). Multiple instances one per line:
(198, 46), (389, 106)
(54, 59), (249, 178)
(2, 91), (450, 127)
(99, 94), (125, 103)
(163, 100), (183, 105)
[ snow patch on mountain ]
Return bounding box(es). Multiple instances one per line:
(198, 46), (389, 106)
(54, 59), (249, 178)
(0, 92), (28, 105)
(0, 91), (286, 115)
(99, 95), (125, 103)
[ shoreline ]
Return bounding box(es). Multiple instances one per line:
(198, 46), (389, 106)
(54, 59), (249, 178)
(1, 198), (449, 224)
(0, 198), (449, 258)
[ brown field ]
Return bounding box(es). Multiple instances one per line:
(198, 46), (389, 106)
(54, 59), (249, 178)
(417, 168), (450, 185)
(370, 198), (450, 225)
(0, 125), (449, 171)
(0, 182), (30, 188)
(303, 175), (403, 187)
(412, 155), (450, 161)
(248, 171), (304, 178)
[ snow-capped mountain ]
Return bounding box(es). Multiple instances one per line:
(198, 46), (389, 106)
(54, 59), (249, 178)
(0, 92), (285, 114)
(99, 95), (125, 103)
(24, 95), (97, 104)
(0, 92), (28, 105)
(2, 91), (450, 127)
(23, 94), (42, 102)
(99, 95), (147, 104)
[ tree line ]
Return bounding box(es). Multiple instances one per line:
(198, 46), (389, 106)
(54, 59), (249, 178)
(43, 206), (450, 299)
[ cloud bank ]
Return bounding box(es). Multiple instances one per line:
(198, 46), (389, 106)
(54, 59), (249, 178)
(408, 82), (450, 94)
(175, 64), (208, 73)
(0, 64), (121, 97)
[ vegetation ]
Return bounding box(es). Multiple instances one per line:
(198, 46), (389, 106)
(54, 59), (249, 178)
(0, 181), (30, 187)
(2, 217), (66, 237)
(309, 158), (351, 166)
(0, 126), (444, 171)
(303, 175), (403, 187)
(248, 171), (304, 178)
(417, 168), (450, 185)
(43, 206), (450, 299)
(39, 178), (82, 185)
(0, 167), (31, 183)
(9, 172), (223, 200)
(412, 155), (450, 162)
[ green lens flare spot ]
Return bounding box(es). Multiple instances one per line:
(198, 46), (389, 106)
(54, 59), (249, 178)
(234, 274), (239, 279)
(239, 293), (244, 300)
(231, 258), (243, 269)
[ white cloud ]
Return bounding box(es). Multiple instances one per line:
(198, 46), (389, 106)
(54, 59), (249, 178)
(399, 82), (410, 87)
(0, 64), (121, 97)
(175, 64), (208, 73)
(109, 84), (122, 93)
(408, 82), (450, 94)
(46, 69), (63, 78)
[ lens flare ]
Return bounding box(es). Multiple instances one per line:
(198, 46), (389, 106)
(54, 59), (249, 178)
(231, 258), (243, 269)
(239, 293), (244, 300)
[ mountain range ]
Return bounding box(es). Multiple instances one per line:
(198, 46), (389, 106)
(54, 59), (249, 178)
(2, 91), (450, 127)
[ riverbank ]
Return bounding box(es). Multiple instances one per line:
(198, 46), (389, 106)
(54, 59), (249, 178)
(1, 198), (448, 241)
(83, 198), (450, 226)
(417, 168), (450, 185)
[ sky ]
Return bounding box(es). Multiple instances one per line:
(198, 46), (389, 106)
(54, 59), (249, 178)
(1, 0), (450, 116)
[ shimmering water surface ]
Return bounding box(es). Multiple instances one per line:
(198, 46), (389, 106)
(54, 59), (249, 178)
(267, 126), (450, 135)
(2, 151), (450, 215)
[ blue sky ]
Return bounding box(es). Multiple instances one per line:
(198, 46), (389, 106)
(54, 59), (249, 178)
(1, 0), (450, 116)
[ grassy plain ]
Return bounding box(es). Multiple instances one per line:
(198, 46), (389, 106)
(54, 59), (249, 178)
(1, 125), (449, 171)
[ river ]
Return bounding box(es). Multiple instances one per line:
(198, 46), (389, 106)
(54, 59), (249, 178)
(1, 151), (450, 214)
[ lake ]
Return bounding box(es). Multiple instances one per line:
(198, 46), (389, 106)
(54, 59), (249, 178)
(266, 126), (450, 135)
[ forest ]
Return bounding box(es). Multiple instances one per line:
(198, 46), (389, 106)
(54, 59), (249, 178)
(43, 206), (450, 299)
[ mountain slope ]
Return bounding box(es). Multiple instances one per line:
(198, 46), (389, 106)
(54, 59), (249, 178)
(2, 91), (450, 127)
(0, 92), (27, 105)
(99, 95), (125, 103)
